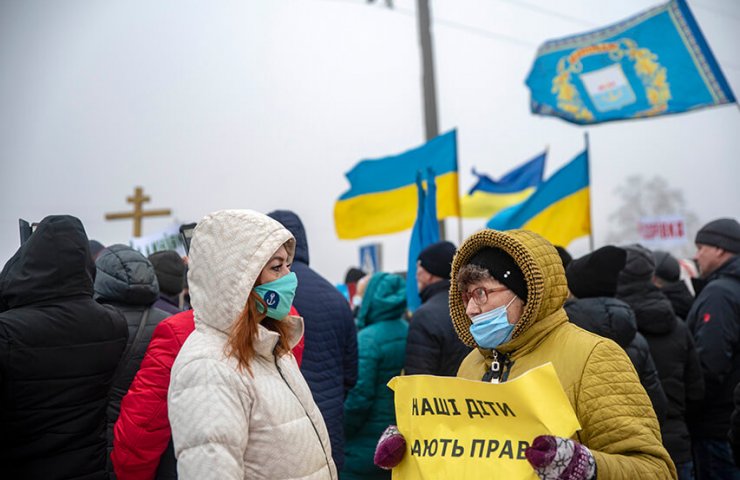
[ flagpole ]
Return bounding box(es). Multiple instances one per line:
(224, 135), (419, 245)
(455, 132), (463, 247)
(585, 131), (595, 252)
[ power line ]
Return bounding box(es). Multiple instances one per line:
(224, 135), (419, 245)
(393, 5), (536, 48)
(690, 0), (740, 22)
(496, 0), (596, 28)
(313, 0), (740, 59)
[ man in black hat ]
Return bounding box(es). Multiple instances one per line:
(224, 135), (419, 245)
(404, 241), (471, 376)
(686, 218), (740, 479)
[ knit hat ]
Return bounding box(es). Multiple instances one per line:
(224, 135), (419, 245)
(418, 241), (456, 279)
(467, 247), (528, 301)
(344, 267), (366, 284)
(653, 250), (680, 282)
(619, 244), (656, 282)
(148, 250), (186, 295)
(566, 246), (626, 299)
(696, 218), (740, 253)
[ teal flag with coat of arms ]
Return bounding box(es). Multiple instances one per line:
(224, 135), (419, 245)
(525, 0), (736, 125)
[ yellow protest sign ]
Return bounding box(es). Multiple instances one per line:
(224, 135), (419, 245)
(388, 363), (580, 479)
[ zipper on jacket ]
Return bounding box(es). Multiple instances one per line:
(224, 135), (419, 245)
(273, 354), (334, 475)
(490, 351), (501, 383)
(482, 351), (513, 384)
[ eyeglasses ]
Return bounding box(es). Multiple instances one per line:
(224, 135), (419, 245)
(461, 287), (508, 306)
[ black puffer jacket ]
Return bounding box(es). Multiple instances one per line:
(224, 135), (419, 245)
(94, 244), (170, 475)
(268, 210), (358, 471)
(405, 280), (471, 376)
(0, 215), (128, 479)
(618, 256), (704, 464)
(564, 297), (668, 426)
(687, 255), (740, 439)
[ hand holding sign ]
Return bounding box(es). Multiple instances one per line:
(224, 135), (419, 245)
(374, 425), (406, 470)
(525, 435), (595, 480)
(385, 363), (580, 479)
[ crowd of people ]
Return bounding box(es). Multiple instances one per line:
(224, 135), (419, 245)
(0, 210), (738, 480)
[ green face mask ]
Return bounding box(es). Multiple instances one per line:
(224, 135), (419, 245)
(254, 272), (298, 320)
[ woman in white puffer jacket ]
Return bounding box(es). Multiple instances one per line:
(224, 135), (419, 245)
(168, 209), (337, 480)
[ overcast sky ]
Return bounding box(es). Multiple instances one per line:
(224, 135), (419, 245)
(1, 0), (738, 283)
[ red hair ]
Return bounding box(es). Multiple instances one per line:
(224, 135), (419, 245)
(226, 290), (292, 375)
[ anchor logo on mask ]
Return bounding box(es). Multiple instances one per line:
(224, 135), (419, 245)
(263, 290), (280, 308)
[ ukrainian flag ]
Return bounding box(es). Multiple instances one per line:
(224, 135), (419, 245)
(460, 152), (546, 218)
(486, 149), (590, 247)
(334, 131), (459, 240)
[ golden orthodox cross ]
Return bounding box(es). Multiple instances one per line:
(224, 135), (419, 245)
(105, 186), (172, 237)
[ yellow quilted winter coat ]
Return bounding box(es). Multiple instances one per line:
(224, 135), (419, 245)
(451, 229), (676, 480)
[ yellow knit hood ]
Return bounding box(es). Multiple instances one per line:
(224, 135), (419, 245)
(449, 229), (569, 350)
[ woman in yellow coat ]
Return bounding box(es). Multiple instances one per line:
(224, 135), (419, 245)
(376, 229), (676, 479)
(453, 229), (676, 479)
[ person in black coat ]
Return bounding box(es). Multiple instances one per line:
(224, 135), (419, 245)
(405, 241), (471, 376)
(0, 215), (129, 479)
(94, 244), (171, 477)
(268, 210), (358, 471)
(653, 250), (695, 320)
(564, 245), (669, 427)
(148, 250), (186, 315)
(686, 218), (740, 480)
(617, 244), (704, 480)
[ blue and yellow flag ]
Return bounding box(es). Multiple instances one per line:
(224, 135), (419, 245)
(526, 0), (736, 125)
(406, 169), (440, 313)
(334, 131), (459, 239)
(460, 152), (546, 218)
(487, 149), (590, 247)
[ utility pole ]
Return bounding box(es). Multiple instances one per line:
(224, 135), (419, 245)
(416, 0), (448, 239)
(416, 0), (439, 141)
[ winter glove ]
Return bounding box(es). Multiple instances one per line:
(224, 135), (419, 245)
(373, 425), (406, 470)
(525, 435), (596, 480)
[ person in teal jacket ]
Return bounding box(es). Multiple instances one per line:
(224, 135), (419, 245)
(342, 272), (409, 480)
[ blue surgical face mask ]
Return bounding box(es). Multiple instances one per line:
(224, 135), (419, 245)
(469, 296), (517, 349)
(254, 272), (298, 320)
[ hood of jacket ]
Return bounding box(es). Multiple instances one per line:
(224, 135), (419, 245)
(618, 244), (655, 283)
(659, 280), (694, 319)
(267, 210), (309, 265)
(564, 297), (637, 349)
(188, 210), (297, 335)
(616, 245), (677, 335)
(93, 244), (160, 306)
(356, 272), (406, 329)
(450, 229), (569, 351)
(0, 215), (94, 311)
(617, 280), (677, 335)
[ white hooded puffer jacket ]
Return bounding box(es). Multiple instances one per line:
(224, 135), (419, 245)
(168, 210), (337, 480)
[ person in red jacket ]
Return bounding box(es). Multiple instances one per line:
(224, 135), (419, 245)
(111, 306), (303, 479)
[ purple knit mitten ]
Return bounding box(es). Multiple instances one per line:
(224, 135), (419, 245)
(525, 435), (596, 480)
(373, 425), (406, 470)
